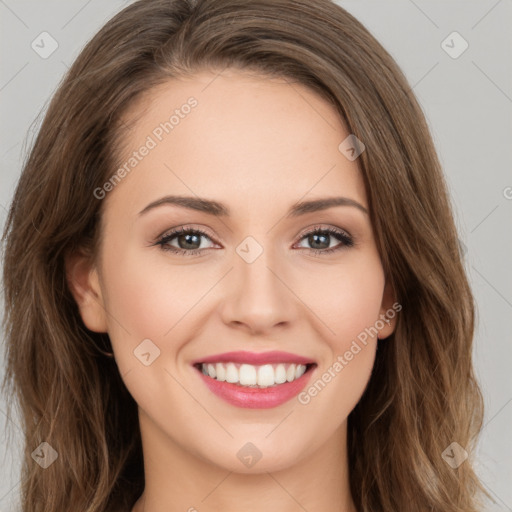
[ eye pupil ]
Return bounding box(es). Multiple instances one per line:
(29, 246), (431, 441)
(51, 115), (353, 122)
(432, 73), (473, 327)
(309, 233), (329, 250)
(179, 233), (201, 249)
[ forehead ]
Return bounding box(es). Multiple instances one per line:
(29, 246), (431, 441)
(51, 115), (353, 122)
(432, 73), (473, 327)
(106, 69), (367, 218)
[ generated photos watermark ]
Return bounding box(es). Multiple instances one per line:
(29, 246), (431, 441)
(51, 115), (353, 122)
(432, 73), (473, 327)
(298, 301), (402, 405)
(93, 97), (198, 200)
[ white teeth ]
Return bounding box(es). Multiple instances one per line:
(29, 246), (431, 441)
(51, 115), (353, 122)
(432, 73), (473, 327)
(257, 364), (274, 387)
(207, 364), (216, 379)
(239, 364), (257, 385)
(225, 362), (239, 383)
(295, 364), (306, 379)
(274, 364), (287, 384)
(199, 362), (310, 388)
(215, 362), (226, 382)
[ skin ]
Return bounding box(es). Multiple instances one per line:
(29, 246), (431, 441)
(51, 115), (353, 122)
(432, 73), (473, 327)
(67, 68), (396, 512)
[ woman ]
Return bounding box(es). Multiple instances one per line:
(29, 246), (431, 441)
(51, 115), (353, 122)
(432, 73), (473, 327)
(1, 0), (489, 511)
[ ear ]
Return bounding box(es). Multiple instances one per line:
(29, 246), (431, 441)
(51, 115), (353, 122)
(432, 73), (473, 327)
(376, 278), (398, 340)
(65, 249), (108, 333)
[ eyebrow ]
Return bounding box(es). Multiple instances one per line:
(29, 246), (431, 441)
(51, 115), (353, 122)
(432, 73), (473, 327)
(138, 195), (368, 217)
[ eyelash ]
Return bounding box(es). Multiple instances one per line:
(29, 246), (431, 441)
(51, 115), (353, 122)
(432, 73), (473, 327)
(154, 225), (354, 257)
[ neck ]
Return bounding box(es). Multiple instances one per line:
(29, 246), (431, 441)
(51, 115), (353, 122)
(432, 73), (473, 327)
(131, 409), (357, 512)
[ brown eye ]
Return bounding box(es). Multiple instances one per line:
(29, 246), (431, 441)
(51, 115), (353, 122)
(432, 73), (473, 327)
(156, 227), (215, 256)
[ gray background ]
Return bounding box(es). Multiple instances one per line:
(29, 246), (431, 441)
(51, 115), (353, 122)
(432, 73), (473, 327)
(0, 1), (511, 510)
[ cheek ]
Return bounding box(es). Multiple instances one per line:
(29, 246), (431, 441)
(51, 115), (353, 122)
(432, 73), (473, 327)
(293, 253), (385, 346)
(294, 258), (383, 424)
(99, 248), (207, 405)
(102, 246), (204, 339)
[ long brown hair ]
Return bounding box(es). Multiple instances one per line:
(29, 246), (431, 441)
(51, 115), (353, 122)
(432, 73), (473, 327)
(1, 1), (489, 510)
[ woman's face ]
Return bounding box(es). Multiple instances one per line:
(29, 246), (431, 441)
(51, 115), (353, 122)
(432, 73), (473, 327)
(72, 68), (396, 473)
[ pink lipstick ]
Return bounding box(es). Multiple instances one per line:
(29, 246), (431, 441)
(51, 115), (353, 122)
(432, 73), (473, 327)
(192, 351), (317, 409)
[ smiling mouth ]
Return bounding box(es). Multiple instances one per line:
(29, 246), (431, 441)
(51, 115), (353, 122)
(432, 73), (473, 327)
(193, 362), (317, 389)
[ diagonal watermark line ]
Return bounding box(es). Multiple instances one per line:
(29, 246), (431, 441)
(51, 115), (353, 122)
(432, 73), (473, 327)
(0, 477), (22, 505)
(0, 0), (29, 29)
(285, 79), (338, 130)
(266, 164), (337, 235)
(70, 280), (132, 337)
(162, 267), (234, 337)
(373, 61), (439, 129)
(411, 61), (439, 89)
(200, 64), (230, 93)
(163, 368), (234, 438)
(472, 0), (503, 30)
(163, 163), (233, 234)
(0, 405), (22, 434)
(472, 265), (512, 309)
(60, 60), (134, 135)
(1, 141), (21, 158)
(0, 62), (29, 92)
(480, 397), (512, 435)
(94, 305), (131, 337)
(470, 204), (499, 233)
(266, 266), (336, 335)
(121, 367), (133, 379)
(481, 478), (512, 511)
(201, 471), (234, 502)
(266, 472), (311, 512)
(407, 0), (439, 28)
(472, 61), (512, 104)
(265, 409), (295, 438)
(61, 0), (94, 29)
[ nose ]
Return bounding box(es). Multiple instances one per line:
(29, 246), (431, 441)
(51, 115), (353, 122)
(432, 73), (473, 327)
(219, 246), (298, 336)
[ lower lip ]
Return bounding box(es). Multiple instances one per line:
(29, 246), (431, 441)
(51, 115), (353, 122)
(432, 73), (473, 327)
(194, 365), (316, 409)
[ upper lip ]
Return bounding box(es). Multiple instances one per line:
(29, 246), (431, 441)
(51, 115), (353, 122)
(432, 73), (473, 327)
(192, 350), (316, 366)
